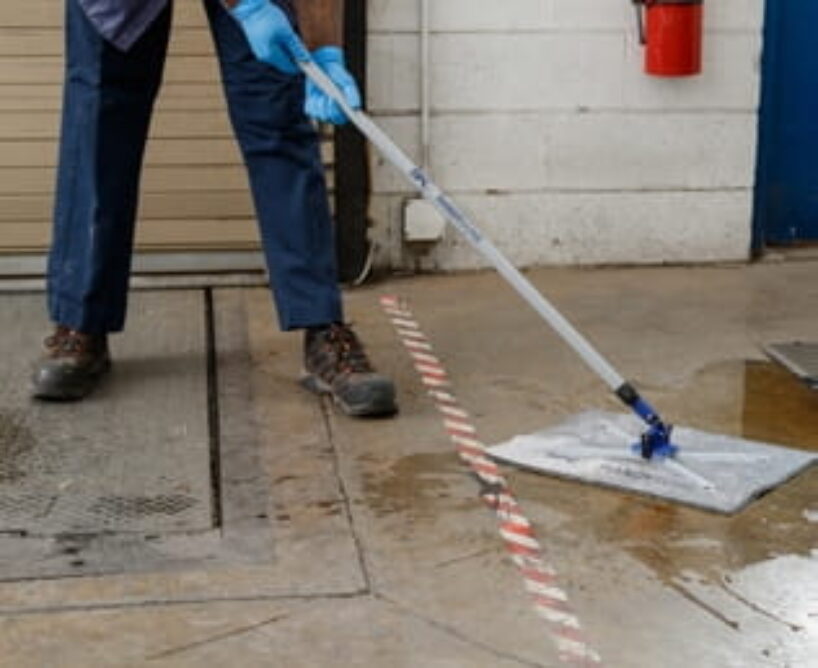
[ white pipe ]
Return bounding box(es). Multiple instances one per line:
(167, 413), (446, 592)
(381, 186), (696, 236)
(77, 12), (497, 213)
(420, 0), (431, 169)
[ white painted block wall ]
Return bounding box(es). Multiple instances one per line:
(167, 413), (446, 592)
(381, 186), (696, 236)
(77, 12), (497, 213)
(367, 0), (764, 270)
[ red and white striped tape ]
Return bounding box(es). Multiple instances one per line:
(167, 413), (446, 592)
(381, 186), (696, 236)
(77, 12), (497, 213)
(380, 295), (602, 666)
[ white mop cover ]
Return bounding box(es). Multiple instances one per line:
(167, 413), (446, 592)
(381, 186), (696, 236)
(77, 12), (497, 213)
(489, 411), (817, 514)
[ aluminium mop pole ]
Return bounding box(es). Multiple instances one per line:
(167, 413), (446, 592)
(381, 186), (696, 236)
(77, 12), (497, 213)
(300, 58), (676, 459)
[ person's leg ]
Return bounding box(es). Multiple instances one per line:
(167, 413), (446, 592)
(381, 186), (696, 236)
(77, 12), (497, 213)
(204, 0), (395, 416)
(47, 0), (173, 335)
(203, 0), (343, 331)
(34, 0), (173, 400)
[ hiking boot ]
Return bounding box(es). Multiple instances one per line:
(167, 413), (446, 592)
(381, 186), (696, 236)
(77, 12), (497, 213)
(301, 323), (397, 417)
(31, 325), (111, 401)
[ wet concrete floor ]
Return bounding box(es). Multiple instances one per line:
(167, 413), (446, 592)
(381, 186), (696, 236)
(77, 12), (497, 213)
(0, 261), (815, 666)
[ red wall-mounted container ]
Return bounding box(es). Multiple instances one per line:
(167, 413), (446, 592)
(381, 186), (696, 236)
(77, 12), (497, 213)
(641, 0), (703, 77)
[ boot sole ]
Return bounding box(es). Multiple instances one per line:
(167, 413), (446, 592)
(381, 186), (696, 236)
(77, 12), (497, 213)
(300, 373), (398, 418)
(31, 359), (112, 402)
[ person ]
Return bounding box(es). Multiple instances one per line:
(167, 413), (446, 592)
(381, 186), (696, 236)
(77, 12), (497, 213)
(31, 0), (397, 418)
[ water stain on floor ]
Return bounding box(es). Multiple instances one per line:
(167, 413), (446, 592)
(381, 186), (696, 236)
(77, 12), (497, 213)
(362, 452), (472, 519)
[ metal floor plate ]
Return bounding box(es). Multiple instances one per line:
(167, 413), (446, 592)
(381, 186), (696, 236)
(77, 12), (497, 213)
(489, 411), (817, 514)
(764, 342), (818, 389)
(0, 291), (272, 580)
(0, 292), (212, 536)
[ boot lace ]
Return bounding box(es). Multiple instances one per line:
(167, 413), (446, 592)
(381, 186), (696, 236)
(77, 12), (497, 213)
(325, 324), (373, 375)
(45, 327), (93, 355)
(44, 325), (69, 351)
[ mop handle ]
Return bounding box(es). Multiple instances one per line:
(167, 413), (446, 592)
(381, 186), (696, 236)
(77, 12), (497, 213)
(300, 59), (628, 393)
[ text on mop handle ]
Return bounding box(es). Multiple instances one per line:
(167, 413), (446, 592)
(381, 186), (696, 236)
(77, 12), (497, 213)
(409, 168), (484, 245)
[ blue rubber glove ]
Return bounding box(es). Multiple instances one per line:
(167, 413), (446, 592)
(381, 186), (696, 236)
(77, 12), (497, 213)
(305, 46), (362, 125)
(229, 0), (308, 74)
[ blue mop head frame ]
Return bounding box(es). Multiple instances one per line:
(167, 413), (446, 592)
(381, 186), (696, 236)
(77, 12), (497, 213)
(617, 384), (679, 460)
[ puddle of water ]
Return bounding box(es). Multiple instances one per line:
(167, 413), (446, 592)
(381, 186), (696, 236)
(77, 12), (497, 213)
(357, 358), (816, 636)
(741, 360), (818, 451)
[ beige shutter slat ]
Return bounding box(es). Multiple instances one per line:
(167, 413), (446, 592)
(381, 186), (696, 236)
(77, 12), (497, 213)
(0, 1), (341, 263)
(0, 219), (262, 254)
(2, 1), (209, 28)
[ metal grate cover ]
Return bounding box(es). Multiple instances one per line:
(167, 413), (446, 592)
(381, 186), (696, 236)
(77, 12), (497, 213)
(764, 342), (818, 389)
(0, 293), (213, 537)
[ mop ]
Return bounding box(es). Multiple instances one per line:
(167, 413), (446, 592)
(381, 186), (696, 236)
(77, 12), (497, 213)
(298, 58), (817, 514)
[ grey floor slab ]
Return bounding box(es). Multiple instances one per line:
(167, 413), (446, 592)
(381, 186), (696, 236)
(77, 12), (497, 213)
(0, 598), (539, 668)
(210, 288), (364, 592)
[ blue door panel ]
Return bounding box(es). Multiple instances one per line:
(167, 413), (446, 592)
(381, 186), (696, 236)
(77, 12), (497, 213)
(755, 1), (818, 244)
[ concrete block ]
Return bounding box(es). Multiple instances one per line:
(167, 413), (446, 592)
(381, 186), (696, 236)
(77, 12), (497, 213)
(368, 34), (420, 113)
(707, 0), (765, 31)
(551, 0), (763, 31)
(421, 190), (753, 269)
(547, 112), (759, 190)
(369, 0), (417, 33)
(368, 0), (763, 34)
(431, 33), (626, 111)
(368, 193), (406, 270)
(429, 113), (548, 191)
(368, 115), (420, 195)
(380, 112), (755, 193)
(432, 0), (554, 32)
(369, 25), (761, 114)
(551, 0), (632, 30)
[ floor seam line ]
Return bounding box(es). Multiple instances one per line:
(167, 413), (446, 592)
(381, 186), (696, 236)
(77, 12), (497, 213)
(204, 287), (224, 531)
(319, 399), (374, 594)
(0, 589), (373, 618)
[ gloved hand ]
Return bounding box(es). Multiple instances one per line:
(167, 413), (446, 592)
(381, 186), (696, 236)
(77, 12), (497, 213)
(305, 46), (362, 125)
(229, 0), (308, 74)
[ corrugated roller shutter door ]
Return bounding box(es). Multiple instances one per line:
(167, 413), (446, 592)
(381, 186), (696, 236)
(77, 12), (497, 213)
(0, 0), (335, 259)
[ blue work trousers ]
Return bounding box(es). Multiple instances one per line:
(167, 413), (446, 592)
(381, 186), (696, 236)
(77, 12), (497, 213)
(48, 0), (343, 333)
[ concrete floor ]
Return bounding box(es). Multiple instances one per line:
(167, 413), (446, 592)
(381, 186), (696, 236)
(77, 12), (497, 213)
(0, 261), (816, 667)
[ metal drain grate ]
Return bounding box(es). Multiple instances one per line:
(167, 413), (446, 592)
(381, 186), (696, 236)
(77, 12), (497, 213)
(89, 494), (199, 520)
(764, 342), (818, 389)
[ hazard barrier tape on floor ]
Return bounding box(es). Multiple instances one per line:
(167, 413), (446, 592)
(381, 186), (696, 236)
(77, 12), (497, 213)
(380, 295), (603, 666)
